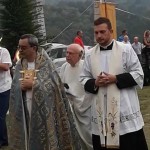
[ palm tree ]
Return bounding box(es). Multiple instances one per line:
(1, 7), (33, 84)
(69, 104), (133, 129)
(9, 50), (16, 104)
(0, 0), (44, 58)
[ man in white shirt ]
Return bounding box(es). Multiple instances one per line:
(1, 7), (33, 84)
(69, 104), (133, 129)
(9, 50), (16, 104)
(132, 36), (142, 62)
(60, 44), (93, 150)
(80, 17), (148, 150)
(0, 47), (12, 148)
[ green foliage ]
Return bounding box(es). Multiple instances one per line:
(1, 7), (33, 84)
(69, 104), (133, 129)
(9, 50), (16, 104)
(116, 0), (150, 43)
(44, 0), (94, 46)
(0, 0), (149, 58)
(44, 0), (150, 45)
(0, 0), (42, 58)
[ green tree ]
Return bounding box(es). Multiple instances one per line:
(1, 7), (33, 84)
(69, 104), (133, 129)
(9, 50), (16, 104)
(0, 0), (43, 58)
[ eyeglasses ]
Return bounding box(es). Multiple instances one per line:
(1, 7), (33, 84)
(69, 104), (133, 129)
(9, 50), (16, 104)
(17, 45), (32, 51)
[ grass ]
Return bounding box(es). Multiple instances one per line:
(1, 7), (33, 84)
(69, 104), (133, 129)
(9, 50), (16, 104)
(1, 86), (150, 150)
(138, 86), (150, 149)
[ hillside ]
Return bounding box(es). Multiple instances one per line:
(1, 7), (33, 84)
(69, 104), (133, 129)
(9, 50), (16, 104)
(44, 0), (94, 45)
(44, 0), (150, 45)
(45, 0), (88, 5)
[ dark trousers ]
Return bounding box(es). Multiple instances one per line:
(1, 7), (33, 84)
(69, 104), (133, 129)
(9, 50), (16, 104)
(0, 90), (10, 145)
(92, 129), (148, 150)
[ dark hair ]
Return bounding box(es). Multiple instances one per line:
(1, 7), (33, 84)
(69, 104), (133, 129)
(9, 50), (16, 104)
(20, 34), (39, 49)
(77, 30), (82, 35)
(94, 17), (112, 30)
(122, 30), (127, 34)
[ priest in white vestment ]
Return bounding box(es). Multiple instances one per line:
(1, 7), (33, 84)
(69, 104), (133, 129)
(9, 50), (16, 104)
(60, 44), (93, 150)
(80, 17), (148, 150)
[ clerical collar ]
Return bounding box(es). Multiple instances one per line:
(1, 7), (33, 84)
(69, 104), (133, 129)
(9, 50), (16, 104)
(99, 41), (113, 51)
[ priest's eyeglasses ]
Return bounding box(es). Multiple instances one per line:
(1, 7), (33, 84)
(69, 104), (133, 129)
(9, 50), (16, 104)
(17, 45), (32, 51)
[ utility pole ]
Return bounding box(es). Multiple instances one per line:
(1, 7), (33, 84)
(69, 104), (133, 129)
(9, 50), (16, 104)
(34, 0), (46, 42)
(94, 0), (103, 43)
(93, 0), (117, 39)
(94, 0), (103, 20)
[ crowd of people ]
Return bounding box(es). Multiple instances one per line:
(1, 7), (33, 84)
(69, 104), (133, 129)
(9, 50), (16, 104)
(0, 17), (149, 150)
(118, 29), (150, 86)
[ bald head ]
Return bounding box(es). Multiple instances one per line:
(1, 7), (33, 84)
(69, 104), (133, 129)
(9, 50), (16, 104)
(134, 36), (139, 43)
(67, 44), (83, 54)
(123, 35), (129, 42)
(66, 44), (83, 67)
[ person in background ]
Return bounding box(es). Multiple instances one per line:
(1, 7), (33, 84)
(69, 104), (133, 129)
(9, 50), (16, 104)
(132, 36), (142, 62)
(60, 43), (93, 150)
(13, 49), (21, 64)
(143, 30), (150, 48)
(0, 46), (12, 148)
(80, 17), (148, 150)
(122, 35), (131, 45)
(142, 30), (150, 85)
(9, 34), (81, 150)
(11, 49), (23, 77)
(118, 29), (128, 42)
(74, 30), (84, 49)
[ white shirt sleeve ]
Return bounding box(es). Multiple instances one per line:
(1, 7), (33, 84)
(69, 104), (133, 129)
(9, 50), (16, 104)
(80, 51), (93, 85)
(123, 44), (144, 89)
(1, 48), (12, 67)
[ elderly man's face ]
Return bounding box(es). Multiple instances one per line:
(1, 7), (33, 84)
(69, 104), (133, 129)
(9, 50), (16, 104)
(124, 36), (129, 42)
(66, 47), (81, 66)
(18, 38), (35, 60)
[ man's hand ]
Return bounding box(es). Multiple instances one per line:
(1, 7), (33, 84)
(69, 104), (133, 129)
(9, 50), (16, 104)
(21, 76), (34, 91)
(95, 72), (117, 87)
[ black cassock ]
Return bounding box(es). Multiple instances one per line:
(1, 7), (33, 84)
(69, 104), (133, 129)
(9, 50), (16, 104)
(141, 47), (150, 86)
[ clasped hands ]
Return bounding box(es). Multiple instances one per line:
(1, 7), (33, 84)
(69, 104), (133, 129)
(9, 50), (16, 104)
(95, 72), (117, 87)
(21, 76), (34, 91)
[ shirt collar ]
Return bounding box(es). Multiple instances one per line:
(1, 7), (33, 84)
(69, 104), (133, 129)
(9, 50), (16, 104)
(99, 40), (114, 51)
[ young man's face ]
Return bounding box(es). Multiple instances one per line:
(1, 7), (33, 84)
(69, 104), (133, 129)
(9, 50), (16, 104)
(94, 23), (113, 46)
(79, 31), (83, 37)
